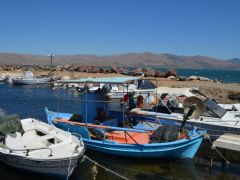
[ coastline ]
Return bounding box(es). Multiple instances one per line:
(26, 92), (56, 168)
(1, 68), (240, 104)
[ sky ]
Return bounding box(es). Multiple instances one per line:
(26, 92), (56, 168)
(0, 0), (239, 59)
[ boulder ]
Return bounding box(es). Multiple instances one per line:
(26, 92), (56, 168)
(68, 65), (79, 71)
(167, 76), (175, 79)
(63, 64), (71, 70)
(187, 76), (198, 81)
(144, 68), (155, 77)
(130, 68), (144, 76)
(99, 68), (106, 73)
(228, 92), (240, 100)
(77, 65), (86, 72)
(155, 71), (165, 78)
(178, 76), (187, 81)
(165, 68), (177, 78)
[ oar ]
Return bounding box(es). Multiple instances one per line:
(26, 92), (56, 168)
(54, 118), (148, 133)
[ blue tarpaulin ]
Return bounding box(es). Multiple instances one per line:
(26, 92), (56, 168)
(60, 77), (139, 84)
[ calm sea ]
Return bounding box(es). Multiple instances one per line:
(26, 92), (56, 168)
(163, 68), (240, 83)
(131, 67), (240, 83)
(0, 84), (240, 179)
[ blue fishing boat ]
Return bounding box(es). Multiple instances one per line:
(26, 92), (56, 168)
(45, 107), (205, 159)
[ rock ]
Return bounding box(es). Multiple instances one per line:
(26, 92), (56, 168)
(63, 64), (71, 70)
(56, 65), (63, 71)
(178, 76), (187, 81)
(187, 76), (198, 81)
(165, 68), (177, 78)
(131, 68), (143, 76)
(167, 76), (175, 79)
(198, 76), (212, 81)
(99, 68), (106, 73)
(68, 65), (78, 71)
(155, 71), (165, 78)
(110, 67), (119, 74)
(86, 66), (99, 73)
(228, 93), (240, 100)
(187, 76), (212, 81)
(144, 68), (155, 77)
(78, 65), (86, 72)
(61, 76), (71, 80)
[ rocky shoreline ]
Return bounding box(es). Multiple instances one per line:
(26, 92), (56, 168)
(0, 64), (222, 82)
(1, 64), (240, 103)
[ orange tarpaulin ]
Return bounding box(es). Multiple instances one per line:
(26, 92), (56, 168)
(105, 131), (150, 144)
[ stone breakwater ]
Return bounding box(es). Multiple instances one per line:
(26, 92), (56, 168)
(0, 64), (220, 82)
(1, 64), (240, 103)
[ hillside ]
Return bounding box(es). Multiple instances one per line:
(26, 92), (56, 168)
(0, 52), (240, 69)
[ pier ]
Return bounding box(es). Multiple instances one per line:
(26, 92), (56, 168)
(213, 133), (240, 152)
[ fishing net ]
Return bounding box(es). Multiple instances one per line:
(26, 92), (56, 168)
(150, 125), (179, 143)
(0, 114), (24, 141)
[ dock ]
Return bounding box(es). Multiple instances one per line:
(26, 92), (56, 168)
(213, 133), (240, 152)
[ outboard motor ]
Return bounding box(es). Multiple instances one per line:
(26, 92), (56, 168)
(102, 84), (112, 93)
(166, 95), (179, 108)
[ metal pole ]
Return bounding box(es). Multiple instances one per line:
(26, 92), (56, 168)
(123, 84), (125, 127)
(50, 54), (53, 68)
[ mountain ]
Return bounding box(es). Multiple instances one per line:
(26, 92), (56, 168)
(227, 58), (240, 64)
(0, 52), (240, 69)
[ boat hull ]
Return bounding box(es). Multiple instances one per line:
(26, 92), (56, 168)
(53, 120), (203, 159)
(12, 78), (52, 85)
(0, 151), (83, 178)
(83, 136), (203, 159)
(131, 113), (240, 139)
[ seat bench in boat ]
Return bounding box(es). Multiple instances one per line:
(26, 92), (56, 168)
(9, 134), (54, 149)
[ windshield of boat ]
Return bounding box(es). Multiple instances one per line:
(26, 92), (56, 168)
(203, 99), (227, 118)
(137, 80), (156, 90)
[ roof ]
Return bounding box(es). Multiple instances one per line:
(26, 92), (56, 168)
(59, 77), (139, 84)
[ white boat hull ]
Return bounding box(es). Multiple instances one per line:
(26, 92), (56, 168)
(0, 118), (85, 178)
(0, 151), (83, 178)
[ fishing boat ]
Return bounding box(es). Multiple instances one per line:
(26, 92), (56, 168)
(11, 71), (53, 85)
(0, 115), (85, 178)
(45, 107), (206, 159)
(60, 77), (156, 99)
(130, 96), (240, 138)
(0, 75), (6, 82)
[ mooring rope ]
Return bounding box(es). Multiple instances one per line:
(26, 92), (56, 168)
(204, 134), (230, 165)
(67, 151), (74, 180)
(83, 155), (129, 180)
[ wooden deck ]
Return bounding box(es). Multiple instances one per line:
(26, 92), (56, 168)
(213, 133), (240, 152)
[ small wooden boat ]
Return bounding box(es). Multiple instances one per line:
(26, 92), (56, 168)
(46, 108), (205, 159)
(0, 115), (85, 178)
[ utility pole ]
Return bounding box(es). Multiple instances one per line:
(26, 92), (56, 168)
(49, 54), (55, 74)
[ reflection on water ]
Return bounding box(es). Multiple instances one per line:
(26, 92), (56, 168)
(0, 84), (240, 179)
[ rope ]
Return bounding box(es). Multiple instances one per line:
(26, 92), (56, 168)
(83, 155), (129, 180)
(67, 151), (74, 180)
(204, 134), (230, 166)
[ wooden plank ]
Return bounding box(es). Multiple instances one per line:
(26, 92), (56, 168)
(213, 133), (240, 152)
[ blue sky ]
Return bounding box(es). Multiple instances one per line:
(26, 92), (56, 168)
(0, 0), (239, 59)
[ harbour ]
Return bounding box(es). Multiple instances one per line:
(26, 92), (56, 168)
(1, 82), (240, 179)
(1, 1), (240, 179)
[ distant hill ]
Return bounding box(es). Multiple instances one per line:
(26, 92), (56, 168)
(1, 52), (240, 69)
(227, 58), (240, 64)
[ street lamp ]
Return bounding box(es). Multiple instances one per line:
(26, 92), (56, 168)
(48, 54), (55, 69)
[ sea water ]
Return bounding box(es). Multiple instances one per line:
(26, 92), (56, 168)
(0, 84), (240, 180)
(128, 67), (240, 83)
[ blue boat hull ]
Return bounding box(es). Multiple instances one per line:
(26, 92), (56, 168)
(45, 108), (204, 159)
